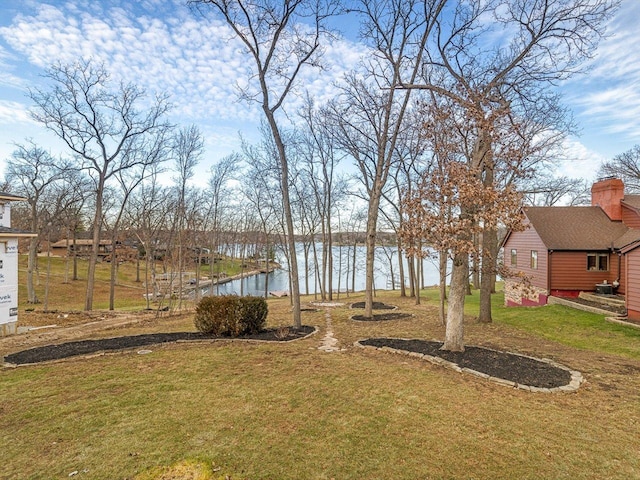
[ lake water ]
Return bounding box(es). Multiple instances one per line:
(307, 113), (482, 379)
(206, 244), (443, 297)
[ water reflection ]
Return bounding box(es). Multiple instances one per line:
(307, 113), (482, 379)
(205, 244), (443, 297)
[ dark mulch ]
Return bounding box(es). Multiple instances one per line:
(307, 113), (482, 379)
(360, 338), (572, 388)
(351, 301), (396, 310)
(3, 326), (315, 366)
(352, 313), (412, 322)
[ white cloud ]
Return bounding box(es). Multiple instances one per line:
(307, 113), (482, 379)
(556, 136), (607, 181)
(0, 1), (365, 129)
(564, 0), (640, 144)
(0, 100), (33, 124)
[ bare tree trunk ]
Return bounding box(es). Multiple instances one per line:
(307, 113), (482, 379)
(407, 253), (416, 298)
(478, 129), (494, 323)
(351, 240), (357, 293)
(43, 229), (51, 311)
(72, 226), (78, 281)
(311, 239), (322, 300)
(85, 186), (104, 311)
(364, 187), (384, 318)
(27, 237), (39, 304)
(472, 233), (480, 290)
(439, 249), (447, 326)
(414, 255), (421, 305)
(144, 247), (151, 309)
(443, 250), (468, 351)
(327, 218), (334, 301)
(63, 233), (70, 284)
(397, 236), (407, 297)
(136, 253), (141, 283)
(109, 246), (117, 310)
(479, 225), (497, 323)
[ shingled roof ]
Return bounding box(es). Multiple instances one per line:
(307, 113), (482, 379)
(523, 206), (630, 251)
(0, 226), (36, 237)
(0, 193), (27, 202)
(622, 195), (640, 211)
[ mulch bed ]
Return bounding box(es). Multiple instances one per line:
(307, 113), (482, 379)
(563, 296), (626, 315)
(3, 326), (316, 366)
(360, 338), (572, 389)
(351, 301), (396, 310)
(352, 313), (412, 322)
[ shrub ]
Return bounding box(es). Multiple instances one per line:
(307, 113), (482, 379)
(238, 296), (268, 334)
(194, 295), (241, 336)
(194, 295), (268, 336)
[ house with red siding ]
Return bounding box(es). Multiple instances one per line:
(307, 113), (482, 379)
(502, 178), (640, 314)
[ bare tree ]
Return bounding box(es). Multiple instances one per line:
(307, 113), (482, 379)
(298, 96), (348, 300)
(5, 141), (67, 304)
(171, 125), (204, 308)
(204, 153), (240, 294)
(191, 0), (338, 328)
(126, 168), (172, 309)
(326, 0), (447, 318)
(599, 145), (640, 193)
(29, 59), (173, 311)
(522, 176), (590, 206)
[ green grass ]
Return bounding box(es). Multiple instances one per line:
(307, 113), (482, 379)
(421, 287), (640, 359)
(2, 289), (640, 478)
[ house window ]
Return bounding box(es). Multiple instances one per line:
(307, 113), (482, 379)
(587, 253), (608, 271)
(510, 249), (517, 266)
(530, 250), (538, 269)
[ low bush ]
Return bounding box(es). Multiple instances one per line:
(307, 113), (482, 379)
(194, 295), (268, 336)
(238, 296), (268, 334)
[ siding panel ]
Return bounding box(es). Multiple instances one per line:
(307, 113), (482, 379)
(550, 251), (622, 292)
(626, 249), (640, 318)
(503, 220), (548, 290)
(622, 205), (640, 228)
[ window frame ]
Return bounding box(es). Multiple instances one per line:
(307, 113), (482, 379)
(530, 250), (538, 269)
(587, 252), (609, 272)
(510, 249), (517, 266)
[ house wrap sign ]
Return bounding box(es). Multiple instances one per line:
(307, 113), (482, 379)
(0, 193), (36, 336)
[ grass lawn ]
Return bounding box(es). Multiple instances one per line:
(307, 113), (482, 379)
(17, 254), (247, 314)
(1, 285), (640, 479)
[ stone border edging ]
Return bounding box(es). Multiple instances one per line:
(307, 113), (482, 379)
(605, 316), (640, 329)
(3, 326), (319, 368)
(354, 338), (584, 393)
(350, 313), (413, 322)
(349, 303), (398, 311)
(548, 295), (622, 317)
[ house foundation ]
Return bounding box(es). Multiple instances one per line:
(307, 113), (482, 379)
(504, 280), (548, 306)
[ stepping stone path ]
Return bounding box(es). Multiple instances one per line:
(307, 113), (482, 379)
(310, 302), (345, 352)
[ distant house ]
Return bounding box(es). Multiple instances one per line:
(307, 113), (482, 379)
(0, 193), (36, 336)
(49, 238), (138, 262)
(502, 178), (640, 314)
(50, 238), (115, 258)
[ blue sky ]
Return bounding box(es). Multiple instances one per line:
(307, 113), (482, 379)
(0, 0), (639, 186)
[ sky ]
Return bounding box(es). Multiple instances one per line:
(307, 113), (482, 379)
(0, 0), (639, 187)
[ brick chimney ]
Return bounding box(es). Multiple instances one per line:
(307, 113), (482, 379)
(591, 177), (624, 221)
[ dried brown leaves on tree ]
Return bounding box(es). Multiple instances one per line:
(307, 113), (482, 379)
(400, 161), (524, 261)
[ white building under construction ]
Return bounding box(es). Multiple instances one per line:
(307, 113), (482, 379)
(0, 193), (34, 336)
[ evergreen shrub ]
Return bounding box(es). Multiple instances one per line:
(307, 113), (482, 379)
(238, 296), (268, 334)
(194, 295), (268, 336)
